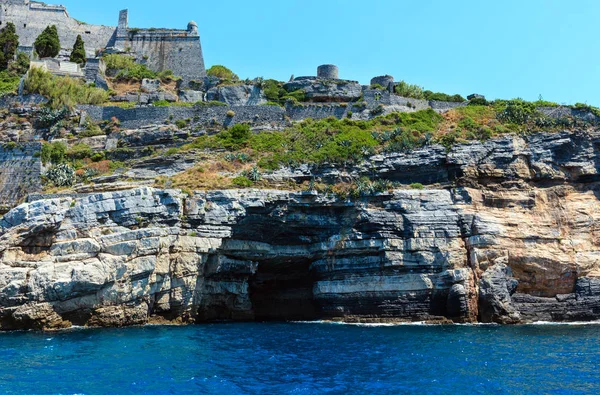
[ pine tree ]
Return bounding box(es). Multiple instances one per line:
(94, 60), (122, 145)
(0, 22), (19, 70)
(69, 34), (86, 66)
(34, 25), (60, 59)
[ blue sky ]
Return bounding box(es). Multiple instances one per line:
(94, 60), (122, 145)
(60, 0), (599, 105)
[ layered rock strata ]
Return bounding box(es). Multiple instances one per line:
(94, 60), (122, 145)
(1, 130), (600, 329)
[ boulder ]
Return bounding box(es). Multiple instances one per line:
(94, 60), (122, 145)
(206, 85), (266, 106)
(283, 78), (362, 102)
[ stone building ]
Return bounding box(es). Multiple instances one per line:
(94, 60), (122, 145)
(0, 0), (206, 83)
(30, 58), (84, 78)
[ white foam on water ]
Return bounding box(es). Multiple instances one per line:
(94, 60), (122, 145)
(292, 320), (600, 327)
(292, 320), (444, 327)
(528, 320), (600, 326)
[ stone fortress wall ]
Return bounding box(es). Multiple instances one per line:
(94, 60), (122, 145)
(114, 10), (205, 84)
(0, 0), (116, 56)
(0, 0), (206, 81)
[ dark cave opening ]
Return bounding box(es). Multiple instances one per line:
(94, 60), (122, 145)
(248, 260), (319, 321)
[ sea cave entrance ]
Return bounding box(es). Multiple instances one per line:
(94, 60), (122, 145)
(248, 259), (318, 321)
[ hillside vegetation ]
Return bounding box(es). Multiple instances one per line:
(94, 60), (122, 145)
(161, 99), (594, 192)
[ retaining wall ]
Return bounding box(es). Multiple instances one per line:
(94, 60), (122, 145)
(0, 142), (42, 210)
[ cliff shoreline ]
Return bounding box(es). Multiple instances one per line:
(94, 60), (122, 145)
(1, 129), (600, 331)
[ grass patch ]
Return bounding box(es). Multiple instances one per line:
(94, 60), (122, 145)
(0, 71), (21, 95)
(24, 67), (108, 109)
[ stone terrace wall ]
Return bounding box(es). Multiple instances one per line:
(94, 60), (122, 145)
(363, 90), (430, 110)
(0, 142), (42, 210)
(286, 103), (352, 121)
(429, 101), (468, 111)
(81, 105), (287, 129)
(82, 99), (464, 128)
(83, 103), (383, 128)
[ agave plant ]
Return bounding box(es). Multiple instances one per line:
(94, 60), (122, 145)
(246, 166), (262, 182)
(45, 163), (76, 187)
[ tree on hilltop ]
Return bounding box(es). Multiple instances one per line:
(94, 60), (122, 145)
(207, 65), (238, 81)
(34, 25), (60, 59)
(69, 35), (86, 66)
(0, 22), (19, 70)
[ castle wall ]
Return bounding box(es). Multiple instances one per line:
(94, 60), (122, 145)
(126, 33), (206, 84)
(0, 1), (116, 57)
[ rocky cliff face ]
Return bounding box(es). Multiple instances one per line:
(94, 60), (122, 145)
(1, 130), (600, 330)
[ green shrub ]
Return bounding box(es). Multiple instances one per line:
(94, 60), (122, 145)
(103, 54), (135, 71)
(436, 130), (462, 150)
(3, 141), (18, 150)
(41, 141), (67, 164)
(79, 117), (104, 137)
(226, 110), (235, 117)
(175, 119), (187, 129)
(157, 69), (180, 82)
(0, 70), (22, 94)
(370, 105), (384, 116)
(34, 25), (60, 58)
(152, 100), (171, 107)
(67, 143), (92, 160)
(410, 183), (424, 190)
(91, 152), (105, 162)
(424, 90), (465, 102)
(24, 67), (109, 108)
(573, 103), (600, 117)
(232, 176), (254, 187)
(103, 54), (157, 81)
(109, 161), (126, 171)
(468, 97), (489, 106)
(282, 89), (305, 102)
(534, 99), (559, 107)
(260, 79), (283, 101)
(395, 81), (425, 99)
(496, 99), (538, 124)
(69, 34), (86, 66)
(379, 128), (432, 153)
(216, 123), (251, 150)
(195, 100), (227, 107)
(165, 147), (180, 156)
(106, 101), (137, 109)
(8, 51), (30, 76)
(206, 65), (238, 80)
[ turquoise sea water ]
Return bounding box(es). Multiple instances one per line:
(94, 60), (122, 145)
(0, 322), (599, 394)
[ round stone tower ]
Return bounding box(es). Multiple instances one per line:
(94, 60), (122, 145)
(187, 21), (199, 35)
(370, 75), (395, 91)
(317, 64), (339, 80)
